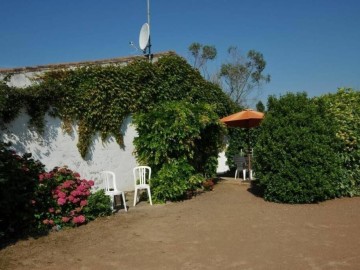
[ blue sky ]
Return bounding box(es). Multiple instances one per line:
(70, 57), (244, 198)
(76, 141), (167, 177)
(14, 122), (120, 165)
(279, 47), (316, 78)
(1, 0), (360, 106)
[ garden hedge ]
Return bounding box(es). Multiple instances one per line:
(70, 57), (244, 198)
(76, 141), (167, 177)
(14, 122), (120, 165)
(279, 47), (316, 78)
(254, 92), (350, 203)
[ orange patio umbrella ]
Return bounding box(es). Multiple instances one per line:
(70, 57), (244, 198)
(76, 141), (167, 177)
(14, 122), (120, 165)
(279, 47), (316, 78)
(220, 109), (264, 128)
(220, 109), (264, 178)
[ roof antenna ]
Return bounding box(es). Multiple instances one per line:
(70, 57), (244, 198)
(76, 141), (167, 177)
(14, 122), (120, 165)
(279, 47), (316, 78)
(139, 0), (152, 62)
(129, 41), (139, 53)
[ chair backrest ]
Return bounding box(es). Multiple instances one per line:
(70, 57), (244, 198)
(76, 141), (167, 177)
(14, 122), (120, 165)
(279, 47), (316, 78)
(100, 171), (118, 192)
(234, 155), (246, 170)
(133, 166), (151, 186)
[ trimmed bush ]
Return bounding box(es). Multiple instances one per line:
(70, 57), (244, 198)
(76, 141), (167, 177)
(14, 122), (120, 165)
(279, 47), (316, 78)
(321, 88), (360, 195)
(254, 92), (347, 203)
(83, 190), (112, 220)
(151, 160), (204, 203)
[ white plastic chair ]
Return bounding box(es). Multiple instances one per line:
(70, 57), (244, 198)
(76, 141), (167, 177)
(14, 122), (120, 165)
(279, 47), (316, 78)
(133, 166), (152, 206)
(234, 155), (248, 180)
(100, 171), (127, 212)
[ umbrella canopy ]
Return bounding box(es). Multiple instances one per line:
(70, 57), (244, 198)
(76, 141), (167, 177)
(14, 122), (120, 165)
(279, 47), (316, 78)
(220, 109), (264, 179)
(220, 109), (264, 128)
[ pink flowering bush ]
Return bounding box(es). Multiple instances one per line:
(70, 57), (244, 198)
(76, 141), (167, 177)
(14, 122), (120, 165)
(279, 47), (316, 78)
(33, 166), (102, 231)
(0, 144), (111, 240)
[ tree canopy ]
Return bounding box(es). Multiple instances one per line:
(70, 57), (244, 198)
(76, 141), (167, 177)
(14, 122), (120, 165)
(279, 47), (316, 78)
(219, 47), (270, 106)
(188, 43), (271, 107)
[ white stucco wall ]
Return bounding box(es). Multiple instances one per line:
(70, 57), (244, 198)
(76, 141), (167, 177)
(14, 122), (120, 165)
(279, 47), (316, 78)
(1, 57), (230, 190)
(216, 150), (229, 173)
(4, 72), (38, 87)
(1, 111), (229, 190)
(0, 111), (138, 191)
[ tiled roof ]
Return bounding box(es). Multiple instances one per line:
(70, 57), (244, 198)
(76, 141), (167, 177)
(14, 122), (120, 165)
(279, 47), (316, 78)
(0, 51), (176, 74)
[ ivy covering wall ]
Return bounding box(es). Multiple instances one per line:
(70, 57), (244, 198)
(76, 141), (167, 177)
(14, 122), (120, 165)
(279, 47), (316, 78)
(0, 55), (237, 158)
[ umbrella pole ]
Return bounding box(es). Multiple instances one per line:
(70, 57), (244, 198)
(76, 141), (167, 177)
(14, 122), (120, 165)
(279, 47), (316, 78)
(247, 129), (251, 180)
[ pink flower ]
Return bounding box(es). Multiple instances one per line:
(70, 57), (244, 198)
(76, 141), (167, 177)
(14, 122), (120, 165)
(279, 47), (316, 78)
(80, 200), (88, 206)
(77, 185), (86, 192)
(31, 200), (36, 205)
(48, 208), (55, 213)
(68, 195), (74, 202)
(38, 174), (44, 181)
(57, 191), (66, 199)
(44, 172), (53, 179)
(72, 215), (86, 224)
(57, 197), (66, 206)
(43, 219), (49, 225)
(74, 172), (80, 178)
(88, 180), (95, 186)
(48, 220), (55, 225)
(62, 181), (72, 189)
(72, 198), (80, 203)
(70, 190), (79, 197)
(62, 216), (70, 223)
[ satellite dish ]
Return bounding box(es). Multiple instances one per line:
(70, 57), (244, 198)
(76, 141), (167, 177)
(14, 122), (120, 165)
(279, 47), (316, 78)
(139, 23), (150, 51)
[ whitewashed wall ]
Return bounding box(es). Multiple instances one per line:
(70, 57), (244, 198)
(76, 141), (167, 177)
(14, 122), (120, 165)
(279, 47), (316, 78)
(4, 72), (36, 87)
(216, 150), (229, 174)
(0, 110), (229, 190)
(1, 62), (229, 191)
(0, 111), (138, 191)
(0, 113), (229, 191)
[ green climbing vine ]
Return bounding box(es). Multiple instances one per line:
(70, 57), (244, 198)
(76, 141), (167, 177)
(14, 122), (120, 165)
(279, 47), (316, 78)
(0, 55), (237, 158)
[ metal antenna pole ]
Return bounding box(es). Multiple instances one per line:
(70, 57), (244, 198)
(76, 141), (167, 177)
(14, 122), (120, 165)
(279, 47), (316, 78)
(147, 0), (152, 62)
(147, 0), (150, 26)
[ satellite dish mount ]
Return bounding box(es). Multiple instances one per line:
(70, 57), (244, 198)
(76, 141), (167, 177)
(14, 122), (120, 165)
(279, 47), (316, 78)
(139, 0), (152, 61)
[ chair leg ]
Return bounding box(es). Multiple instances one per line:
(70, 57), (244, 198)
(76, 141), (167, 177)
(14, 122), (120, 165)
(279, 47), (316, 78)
(243, 169), (246, 181)
(109, 195), (115, 211)
(147, 187), (152, 206)
(234, 169), (238, 180)
(133, 188), (138, 206)
(121, 192), (127, 212)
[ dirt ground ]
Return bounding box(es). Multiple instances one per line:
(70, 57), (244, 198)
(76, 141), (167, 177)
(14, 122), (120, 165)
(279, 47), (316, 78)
(1, 179), (360, 270)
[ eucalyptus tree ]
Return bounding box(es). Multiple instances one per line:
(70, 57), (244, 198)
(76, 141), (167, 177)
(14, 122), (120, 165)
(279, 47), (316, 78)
(219, 46), (270, 106)
(188, 42), (217, 80)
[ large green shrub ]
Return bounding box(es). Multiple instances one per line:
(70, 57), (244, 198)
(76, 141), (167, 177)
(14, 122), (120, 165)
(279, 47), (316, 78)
(133, 101), (225, 175)
(254, 92), (348, 203)
(151, 160), (199, 202)
(321, 88), (360, 195)
(133, 101), (225, 201)
(0, 142), (45, 240)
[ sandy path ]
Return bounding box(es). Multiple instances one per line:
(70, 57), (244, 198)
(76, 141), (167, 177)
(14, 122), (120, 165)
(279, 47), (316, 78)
(1, 179), (360, 270)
